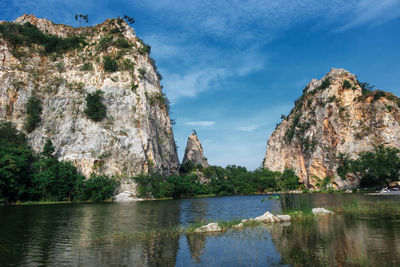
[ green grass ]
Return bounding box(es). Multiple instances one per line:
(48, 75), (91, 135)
(333, 198), (400, 218)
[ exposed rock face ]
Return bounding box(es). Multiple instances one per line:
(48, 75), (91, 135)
(264, 68), (400, 189)
(0, 14), (179, 177)
(182, 132), (209, 168)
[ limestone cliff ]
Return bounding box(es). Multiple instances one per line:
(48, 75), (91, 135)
(182, 132), (209, 168)
(0, 14), (179, 177)
(263, 68), (400, 189)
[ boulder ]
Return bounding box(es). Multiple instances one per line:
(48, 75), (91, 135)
(312, 208), (334, 214)
(194, 222), (222, 233)
(253, 211), (279, 223)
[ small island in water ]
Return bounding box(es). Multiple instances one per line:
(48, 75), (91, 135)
(1, 12), (400, 266)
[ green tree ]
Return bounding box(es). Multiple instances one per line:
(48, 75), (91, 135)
(354, 145), (400, 187)
(277, 169), (300, 191)
(24, 95), (42, 133)
(42, 139), (55, 157)
(0, 122), (33, 203)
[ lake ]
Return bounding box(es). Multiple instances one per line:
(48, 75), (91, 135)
(1, 194), (400, 266)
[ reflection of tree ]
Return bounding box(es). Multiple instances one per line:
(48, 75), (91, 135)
(186, 233), (207, 263)
(270, 215), (400, 266)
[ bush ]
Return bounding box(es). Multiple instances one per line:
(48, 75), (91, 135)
(114, 38), (131, 48)
(84, 90), (107, 122)
(24, 95), (42, 133)
(78, 174), (119, 201)
(97, 35), (113, 51)
(81, 62), (93, 71)
(103, 56), (118, 72)
(343, 80), (351, 89)
(138, 68), (146, 79)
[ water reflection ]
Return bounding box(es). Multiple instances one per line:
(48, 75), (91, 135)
(1, 195), (400, 266)
(270, 210), (400, 266)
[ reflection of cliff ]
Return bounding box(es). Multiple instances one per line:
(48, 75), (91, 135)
(270, 215), (400, 266)
(0, 202), (182, 266)
(186, 234), (207, 263)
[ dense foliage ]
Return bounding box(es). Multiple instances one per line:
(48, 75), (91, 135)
(24, 95), (42, 133)
(133, 162), (301, 199)
(0, 22), (85, 55)
(84, 90), (107, 122)
(337, 145), (400, 187)
(0, 122), (118, 204)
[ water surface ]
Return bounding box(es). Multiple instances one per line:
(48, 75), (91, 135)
(1, 194), (400, 266)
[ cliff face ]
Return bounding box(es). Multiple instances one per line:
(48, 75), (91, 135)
(182, 132), (209, 168)
(0, 14), (179, 177)
(264, 68), (400, 189)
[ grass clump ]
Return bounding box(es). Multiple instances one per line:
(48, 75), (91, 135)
(279, 193), (312, 214)
(334, 198), (400, 218)
(81, 62), (93, 71)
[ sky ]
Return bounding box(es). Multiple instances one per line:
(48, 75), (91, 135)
(1, 0), (400, 170)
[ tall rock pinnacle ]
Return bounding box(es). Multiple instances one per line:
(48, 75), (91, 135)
(182, 131), (209, 168)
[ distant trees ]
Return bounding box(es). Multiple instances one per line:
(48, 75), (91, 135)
(123, 15), (135, 24)
(0, 122), (118, 204)
(75, 14), (89, 27)
(338, 145), (400, 187)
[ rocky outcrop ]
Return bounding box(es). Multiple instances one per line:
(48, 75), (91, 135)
(182, 131), (209, 168)
(264, 68), (400, 189)
(0, 14), (179, 177)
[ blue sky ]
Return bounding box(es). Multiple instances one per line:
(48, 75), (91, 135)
(1, 0), (400, 169)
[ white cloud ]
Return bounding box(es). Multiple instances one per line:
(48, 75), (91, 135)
(185, 121), (216, 127)
(236, 125), (259, 132)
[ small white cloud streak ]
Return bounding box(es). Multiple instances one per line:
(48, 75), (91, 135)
(185, 121), (216, 127)
(236, 125), (259, 132)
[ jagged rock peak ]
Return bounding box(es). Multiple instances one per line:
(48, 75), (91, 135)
(182, 131), (209, 168)
(0, 14), (179, 177)
(263, 68), (400, 189)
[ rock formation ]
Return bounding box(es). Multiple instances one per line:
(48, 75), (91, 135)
(0, 14), (179, 177)
(263, 68), (400, 189)
(182, 131), (209, 168)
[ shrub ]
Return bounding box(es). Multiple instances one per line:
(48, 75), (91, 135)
(317, 78), (330, 91)
(114, 38), (131, 48)
(24, 95), (42, 133)
(103, 56), (118, 72)
(84, 90), (107, 122)
(122, 59), (134, 71)
(78, 174), (119, 201)
(138, 68), (146, 79)
(97, 35), (113, 51)
(130, 83), (138, 93)
(357, 80), (374, 95)
(343, 80), (351, 89)
(81, 62), (93, 71)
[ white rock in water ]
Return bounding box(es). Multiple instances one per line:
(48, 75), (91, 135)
(312, 208), (334, 214)
(276, 214), (291, 222)
(233, 223), (244, 228)
(194, 222), (222, 233)
(253, 211), (279, 223)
